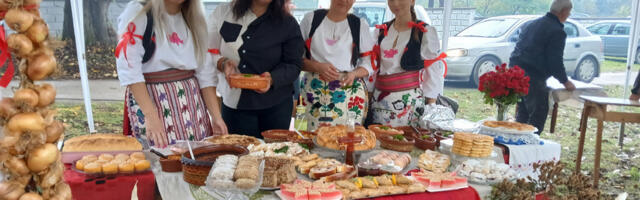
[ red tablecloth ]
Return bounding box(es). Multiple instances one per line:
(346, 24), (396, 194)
(363, 187), (481, 200)
(63, 164), (155, 200)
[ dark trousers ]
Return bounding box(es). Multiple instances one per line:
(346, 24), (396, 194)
(222, 99), (293, 139)
(515, 78), (549, 135)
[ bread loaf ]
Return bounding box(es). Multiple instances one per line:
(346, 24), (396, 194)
(62, 134), (142, 152)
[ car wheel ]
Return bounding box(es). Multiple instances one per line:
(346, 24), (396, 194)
(472, 56), (500, 87)
(574, 56), (598, 83)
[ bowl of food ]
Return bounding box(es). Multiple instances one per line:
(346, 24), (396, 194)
(368, 125), (404, 139)
(181, 144), (249, 185)
(378, 134), (415, 152)
(159, 154), (182, 172)
(228, 74), (270, 90)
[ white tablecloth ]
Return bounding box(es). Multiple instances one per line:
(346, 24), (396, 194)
(503, 139), (562, 179)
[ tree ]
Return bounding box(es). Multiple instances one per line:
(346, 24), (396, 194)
(61, 0), (117, 45)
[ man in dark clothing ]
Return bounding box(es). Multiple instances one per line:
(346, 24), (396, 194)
(631, 70), (640, 101)
(509, 0), (575, 135)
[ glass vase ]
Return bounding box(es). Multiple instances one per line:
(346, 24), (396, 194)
(495, 102), (510, 121)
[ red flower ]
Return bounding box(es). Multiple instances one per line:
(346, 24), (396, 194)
(478, 64), (530, 104)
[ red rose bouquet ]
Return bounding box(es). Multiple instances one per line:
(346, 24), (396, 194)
(478, 64), (530, 120)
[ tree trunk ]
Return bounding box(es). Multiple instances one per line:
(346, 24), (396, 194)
(61, 0), (116, 45)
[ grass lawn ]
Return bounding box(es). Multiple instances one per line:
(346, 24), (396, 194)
(55, 85), (640, 198)
(600, 56), (640, 73)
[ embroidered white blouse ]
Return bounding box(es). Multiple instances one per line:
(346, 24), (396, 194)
(299, 11), (376, 76)
(115, 2), (215, 88)
(371, 23), (444, 99)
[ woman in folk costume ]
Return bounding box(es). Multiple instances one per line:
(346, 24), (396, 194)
(116, 0), (227, 148)
(368, 0), (447, 127)
(208, 0), (304, 138)
(299, 0), (376, 131)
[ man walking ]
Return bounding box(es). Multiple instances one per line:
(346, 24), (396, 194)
(509, 0), (576, 135)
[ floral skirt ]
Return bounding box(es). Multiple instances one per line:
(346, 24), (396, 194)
(370, 88), (426, 127)
(125, 77), (213, 148)
(300, 72), (368, 131)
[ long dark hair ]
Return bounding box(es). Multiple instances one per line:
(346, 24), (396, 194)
(232, 0), (289, 20)
(410, 5), (420, 41)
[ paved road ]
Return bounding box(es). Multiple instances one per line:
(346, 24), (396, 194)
(592, 72), (638, 86)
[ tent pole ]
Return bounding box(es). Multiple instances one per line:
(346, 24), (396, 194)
(70, 0), (96, 133)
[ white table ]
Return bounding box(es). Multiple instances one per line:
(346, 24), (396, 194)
(546, 78), (606, 133)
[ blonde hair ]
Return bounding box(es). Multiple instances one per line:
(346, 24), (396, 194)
(133, 0), (208, 66)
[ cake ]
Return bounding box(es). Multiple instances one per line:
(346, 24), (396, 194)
(62, 134), (142, 152)
(452, 132), (494, 158)
(316, 125), (376, 151)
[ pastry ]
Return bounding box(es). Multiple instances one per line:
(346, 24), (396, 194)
(102, 162), (118, 174)
(418, 150), (451, 173)
(452, 132), (494, 157)
(115, 153), (129, 160)
(208, 134), (261, 148)
(81, 155), (98, 162)
(235, 178), (256, 189)
(98, 154), (114, 161)
(309, 166), (337, 179)
(130, 152), (146, 160)
(62, 133), (142, 152)
(83, 162), (101, 174)
(118, 162), (134, 173)
(134, 160), (150, 172)
(316, 125), (376, 151)
(483, 121), (536, 132)
(75, 159), (87, 171)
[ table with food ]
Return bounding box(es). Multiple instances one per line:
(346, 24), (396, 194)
(47, 116), (549, 200)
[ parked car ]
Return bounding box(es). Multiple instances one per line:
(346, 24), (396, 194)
(445, 15), (604, 86)
(586, 21), (639, 62)
(351, 1), (432, 31)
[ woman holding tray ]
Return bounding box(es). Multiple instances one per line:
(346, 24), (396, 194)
(116, 0), (226, 148)
(368, 0), (446, 127)
(299, 0), (376, 131)
(208, 0), (304, 138)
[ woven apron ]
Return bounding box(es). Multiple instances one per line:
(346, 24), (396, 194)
(300, 72), (368, 131)
(370, 70), (426, 127)
(124, 69), (213, 148)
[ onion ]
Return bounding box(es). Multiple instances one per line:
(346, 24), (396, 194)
(18, 193), (42, 200)
(45, 121), (64, 143)
(0, 136), (19, 148)
(25, 20), (48, 43)
(7, 112), (45, 133)
(39, 158), (62, 188)
(3, 186), (25, 200)
(0, 182), (13, 196)
(7, 34), (34, 57)
(50, 183), (71, 200)
(27, 53), (56, 81)
(13, 88), (39, 108)
(5, 157), (30, 175)
(27, 143), (58, 172)
(0, 98), (19, 118)
(35, 83), (55, 107)
(5, 8), (34, 33)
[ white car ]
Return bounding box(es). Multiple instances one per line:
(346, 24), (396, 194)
(351, 1), (433, 31)
(445, 15), (604, 86)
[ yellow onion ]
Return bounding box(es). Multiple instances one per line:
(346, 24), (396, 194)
(13, 88), (39, 108)
(7, 34), (33, 57)
(5, 8), (34, 32)
(27, 53), (56, 81)
(18, 193), (42, 200)
(7, 112), (45, 133)
(3, 185), (25, 200)
(23, 0), (42, 6)
(45, 121), (64, 143)
(49, 183), (71, 200)
(27, 143), (58, 172)
(0, 98), (19, 118)
(0, 136), (18, 148)
(39, 159), (62, 188)
(35, 83), (55, 107)
(26, 20), (48, 43)
(0, 1), (9, 17)
(5, 157), (30, 175)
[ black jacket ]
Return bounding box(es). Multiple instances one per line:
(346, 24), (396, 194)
(509, 13), (568, 83)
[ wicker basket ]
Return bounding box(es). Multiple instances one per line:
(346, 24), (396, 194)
(181, 144), (248, 186)
(368, 125), (404, 139)
(228, 74), (270, 90)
